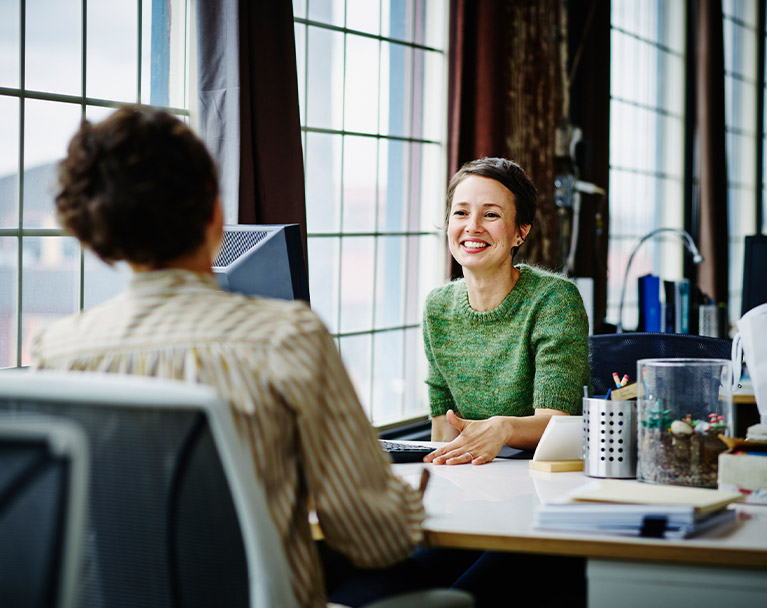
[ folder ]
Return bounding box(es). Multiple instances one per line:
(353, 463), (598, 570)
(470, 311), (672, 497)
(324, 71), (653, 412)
(677, 278), (690, 334)
(662, 279), (691, 334)
(637, 274), (661, 332)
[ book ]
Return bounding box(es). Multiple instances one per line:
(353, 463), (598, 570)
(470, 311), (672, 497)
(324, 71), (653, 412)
(662, 279), (691, 334)
(637, 274), (661, 332)
(534, 503), (737, 539)
(677, 278), (690, 334)
(663, 280), (676, 333)
(533, 479), (743, 539)
(569, 479), (743, 515)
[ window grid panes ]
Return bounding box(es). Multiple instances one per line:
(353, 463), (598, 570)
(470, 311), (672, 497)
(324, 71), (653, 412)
(294, 0), (448, 426)
(0, 0), (190, 368)
(608, 0), (686, 330)
(723, 0), (759, 322)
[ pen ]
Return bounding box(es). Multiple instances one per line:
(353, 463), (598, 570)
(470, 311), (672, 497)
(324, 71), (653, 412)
(612, 372), (621, 388)
(418, 468), (430, 498)
(620, 374), (629, 387)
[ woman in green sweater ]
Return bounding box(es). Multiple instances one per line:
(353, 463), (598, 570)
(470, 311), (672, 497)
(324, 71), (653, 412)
(423, 157), (590, 465)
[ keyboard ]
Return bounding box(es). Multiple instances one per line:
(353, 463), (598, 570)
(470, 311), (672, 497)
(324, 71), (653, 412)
(379, 440), (535, 463)
(379, 440), (434, 463)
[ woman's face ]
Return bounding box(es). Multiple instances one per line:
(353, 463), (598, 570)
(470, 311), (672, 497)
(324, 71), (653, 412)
(447, 175), (529, 276)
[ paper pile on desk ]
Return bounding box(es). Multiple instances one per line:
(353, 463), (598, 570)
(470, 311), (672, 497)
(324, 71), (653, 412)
(533, 479), (743, 539)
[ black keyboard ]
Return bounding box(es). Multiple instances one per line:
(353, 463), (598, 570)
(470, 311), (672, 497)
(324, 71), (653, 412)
(379, 441), (534, 463)
(379, 440), (434, 463)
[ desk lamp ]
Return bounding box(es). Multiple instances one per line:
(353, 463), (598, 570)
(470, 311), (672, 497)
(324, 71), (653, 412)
(616, 227), (704, 333)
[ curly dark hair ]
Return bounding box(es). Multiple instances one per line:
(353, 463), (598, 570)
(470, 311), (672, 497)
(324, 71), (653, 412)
(445, 157), (537, 258)
(55, 106), (220, 266)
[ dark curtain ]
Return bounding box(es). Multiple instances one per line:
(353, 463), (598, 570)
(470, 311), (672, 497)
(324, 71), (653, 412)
(447, 0), (510, 278)
(447, 0), (509, 175)
(695, 0), (729, 305)
(568, 1), (611, 333)
(447, 0), (565, 279)
(196, 0), (307, 254)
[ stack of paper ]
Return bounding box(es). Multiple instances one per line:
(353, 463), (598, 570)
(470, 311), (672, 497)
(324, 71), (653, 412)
(534, 479), (743, 539)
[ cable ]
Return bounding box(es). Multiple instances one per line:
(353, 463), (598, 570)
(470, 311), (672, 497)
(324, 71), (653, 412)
(616, 228), (704, 333)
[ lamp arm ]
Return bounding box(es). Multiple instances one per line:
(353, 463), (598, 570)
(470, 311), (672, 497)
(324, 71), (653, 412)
(616, 228), (704, 333)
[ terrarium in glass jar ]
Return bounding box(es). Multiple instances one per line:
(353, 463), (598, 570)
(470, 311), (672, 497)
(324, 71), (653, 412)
(637, 358), (733, 488)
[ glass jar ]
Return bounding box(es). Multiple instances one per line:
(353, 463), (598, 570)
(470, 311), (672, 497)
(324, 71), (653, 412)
(637, 358), (733, 488)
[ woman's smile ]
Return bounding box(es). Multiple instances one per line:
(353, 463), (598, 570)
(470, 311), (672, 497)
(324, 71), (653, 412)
(461, 239), (489, 251)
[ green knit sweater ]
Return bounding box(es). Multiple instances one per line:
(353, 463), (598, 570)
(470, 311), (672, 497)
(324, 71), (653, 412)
(423, 264), (590, 419)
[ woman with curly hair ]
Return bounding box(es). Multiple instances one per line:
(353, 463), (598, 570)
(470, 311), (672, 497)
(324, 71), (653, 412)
(31, 106), (427, 608)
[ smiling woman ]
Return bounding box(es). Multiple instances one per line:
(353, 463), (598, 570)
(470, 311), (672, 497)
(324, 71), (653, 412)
(422, 157), (590, 465)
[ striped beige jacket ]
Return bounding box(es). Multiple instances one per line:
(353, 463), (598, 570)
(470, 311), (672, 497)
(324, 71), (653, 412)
(30, 269), (425, 608)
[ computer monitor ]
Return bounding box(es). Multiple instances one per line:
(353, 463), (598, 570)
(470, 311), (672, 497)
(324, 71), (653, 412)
(742, 234), (767, 316)
(212, 224), (310, 303)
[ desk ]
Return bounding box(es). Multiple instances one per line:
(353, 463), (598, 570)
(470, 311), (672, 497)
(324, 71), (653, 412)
(393, 460), (767, 607)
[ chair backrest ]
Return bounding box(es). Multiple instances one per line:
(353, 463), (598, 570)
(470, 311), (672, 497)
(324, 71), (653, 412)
(589, 333), (732, 395)
(0, 415), (88, 608)
(0, 371), (295, 608)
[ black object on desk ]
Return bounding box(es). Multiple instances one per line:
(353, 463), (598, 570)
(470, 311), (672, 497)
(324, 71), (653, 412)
(379, 440), (435, 463)
(589, 332), (732, 396)
(379, 440), (533, 463)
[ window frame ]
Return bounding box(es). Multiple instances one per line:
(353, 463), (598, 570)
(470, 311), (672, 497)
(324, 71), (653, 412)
(293, 1), (450, 427)
(0, 0), (191, 368)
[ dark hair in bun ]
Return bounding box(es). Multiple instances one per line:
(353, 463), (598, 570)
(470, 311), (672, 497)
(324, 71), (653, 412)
(55, 106), (219, 266)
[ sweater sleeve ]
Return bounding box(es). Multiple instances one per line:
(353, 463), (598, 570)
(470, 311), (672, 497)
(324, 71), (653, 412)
(529, 280), (590, 414)
(422, 294), (457, 418)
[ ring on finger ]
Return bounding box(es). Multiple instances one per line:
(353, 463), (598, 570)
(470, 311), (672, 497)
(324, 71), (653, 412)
(466, 452), (474, 460)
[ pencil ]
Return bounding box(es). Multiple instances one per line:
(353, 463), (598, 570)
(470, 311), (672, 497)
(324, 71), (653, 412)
(620, 374), (629, 387)
(612, 372), (621, 388)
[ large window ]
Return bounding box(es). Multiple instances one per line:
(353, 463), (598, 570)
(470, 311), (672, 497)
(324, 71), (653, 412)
(293, 0), (448, 426)
(607, 0), (687, 330)
(0, 0), (191, 368)
(723, 0), (760, 319)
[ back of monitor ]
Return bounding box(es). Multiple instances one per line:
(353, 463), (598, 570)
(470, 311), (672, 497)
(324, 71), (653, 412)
(213, 224), (310, 302)
(742, 234), (767, 316)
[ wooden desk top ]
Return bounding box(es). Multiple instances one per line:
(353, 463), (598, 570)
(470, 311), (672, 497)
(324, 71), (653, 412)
(392, 459), (767, 570)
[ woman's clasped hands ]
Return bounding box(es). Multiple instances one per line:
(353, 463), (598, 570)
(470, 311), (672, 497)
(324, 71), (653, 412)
(423, 409), (509, 465)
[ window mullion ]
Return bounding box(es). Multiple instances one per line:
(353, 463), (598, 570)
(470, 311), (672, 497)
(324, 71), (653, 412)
(137, 0), (143, 103)
(16, 0), (27, 367)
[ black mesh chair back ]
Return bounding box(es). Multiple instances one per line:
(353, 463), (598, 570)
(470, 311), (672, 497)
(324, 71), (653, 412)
(589, 333), (732, 395)
(0, 372), (295, 608)
(0, 416), (88, 608)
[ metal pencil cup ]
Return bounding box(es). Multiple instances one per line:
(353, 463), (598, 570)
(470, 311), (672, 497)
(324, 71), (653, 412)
(583, 397), (637, 478)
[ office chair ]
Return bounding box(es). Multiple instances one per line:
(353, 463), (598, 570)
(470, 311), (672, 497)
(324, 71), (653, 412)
(0, 371), (294, 608)
(589, 332), (732, 395)
(0, 372), (473, 608)
(0, 416), (88, 608)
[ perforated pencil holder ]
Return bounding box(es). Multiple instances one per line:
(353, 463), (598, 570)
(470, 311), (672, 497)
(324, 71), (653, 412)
(583, 397), (637, 479)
